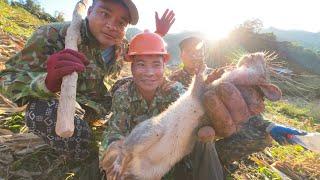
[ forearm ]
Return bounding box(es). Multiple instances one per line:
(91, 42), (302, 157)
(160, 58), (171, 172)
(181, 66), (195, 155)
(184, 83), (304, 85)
(30, 73), (56, 98)
(0, 71), (55, 104)
(216, 115), (273, 165)
(101, 111), (130, 150)
(102, 113), (155, 151)
(102, 128), (125, 150)
(247, 115), (273, 132)
(1, 25), (64, 102)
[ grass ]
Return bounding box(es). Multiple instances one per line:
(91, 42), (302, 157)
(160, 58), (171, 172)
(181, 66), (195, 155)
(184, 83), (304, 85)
(0, 112), (25, 133)
(227, 100), (320, 179)
(0, 0), (46, 38)
(264, 100), (320, 132)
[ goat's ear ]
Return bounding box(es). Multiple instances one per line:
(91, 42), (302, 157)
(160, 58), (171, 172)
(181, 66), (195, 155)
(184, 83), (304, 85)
(258, 83), (282, 101)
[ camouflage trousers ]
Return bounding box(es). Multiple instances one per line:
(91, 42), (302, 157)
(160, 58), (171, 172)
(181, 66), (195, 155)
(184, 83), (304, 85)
(216, 115), (273, 165)
(25, 98), (95, 161)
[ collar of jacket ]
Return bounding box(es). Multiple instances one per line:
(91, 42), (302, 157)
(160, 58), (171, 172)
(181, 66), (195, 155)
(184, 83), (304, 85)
(128, 78), (170, 103)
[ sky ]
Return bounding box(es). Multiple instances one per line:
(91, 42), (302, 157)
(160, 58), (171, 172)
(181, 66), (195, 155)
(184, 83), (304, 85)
(33, 0), (320, 40)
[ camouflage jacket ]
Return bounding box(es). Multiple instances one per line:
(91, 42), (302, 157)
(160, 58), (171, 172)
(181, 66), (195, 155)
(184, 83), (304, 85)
(0, 19), (127, 115)
(101, 78), (185, 149)
(169, 66), (213, 87)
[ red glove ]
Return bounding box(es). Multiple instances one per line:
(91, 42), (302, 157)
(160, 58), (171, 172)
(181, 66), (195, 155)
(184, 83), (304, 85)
(155, 9), (175, 36)
(45, 49), (89, 92)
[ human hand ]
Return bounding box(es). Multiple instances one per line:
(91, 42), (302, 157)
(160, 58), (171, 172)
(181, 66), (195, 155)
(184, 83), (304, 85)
(45, 49), (89, 92)
(155, 9), (175, 36)
(267, 124), (307, 145)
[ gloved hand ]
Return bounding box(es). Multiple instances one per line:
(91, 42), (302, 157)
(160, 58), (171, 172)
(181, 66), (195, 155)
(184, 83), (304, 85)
(45, 49), (89, 92)
(267, 124), (307, 145)
(155, 9), (175, 36)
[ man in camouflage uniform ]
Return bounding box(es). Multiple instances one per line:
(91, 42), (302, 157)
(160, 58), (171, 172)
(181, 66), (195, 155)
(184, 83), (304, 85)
(170, 36), (307, 166)
(102, 36), (273, 180)
(0, 0), (176, 167)
(101, 31), (225, 180)
(103, 77), (226, 180)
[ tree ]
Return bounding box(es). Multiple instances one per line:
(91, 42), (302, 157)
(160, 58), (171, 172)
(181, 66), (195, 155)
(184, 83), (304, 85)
(239, 19), (263, 33)
(25, 0), (41, 13)
(54, 11), (65, 22)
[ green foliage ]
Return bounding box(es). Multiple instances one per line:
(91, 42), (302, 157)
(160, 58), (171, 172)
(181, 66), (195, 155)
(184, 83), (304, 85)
(307, 102), (320, 124)
(257, 166), (281, 179)
(269, 145), (320, 177)
(278, 41), (320, 74)
(11, 0), (64, 22)
(264, 100), (320, 133)
(2, 112), (25, 133)
(238, 18), (264, 34)
(248, 144), (320, 179)
(54, 11), (64, 22)
(265, 100), (310, 120)
(228, 20), (320, 75)
(0, 0), (47, 37)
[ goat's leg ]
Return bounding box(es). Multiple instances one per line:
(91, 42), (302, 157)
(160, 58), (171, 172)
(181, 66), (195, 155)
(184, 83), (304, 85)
(123, 121), (165, 154)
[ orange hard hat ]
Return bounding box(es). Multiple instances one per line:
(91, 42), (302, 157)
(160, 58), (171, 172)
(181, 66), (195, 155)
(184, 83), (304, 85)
(126, 30), (170, 62)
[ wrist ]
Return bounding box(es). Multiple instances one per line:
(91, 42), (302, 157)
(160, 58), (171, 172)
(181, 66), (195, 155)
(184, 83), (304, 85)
(45, 75), (60, 93)
(154, 30), (164, 37)
(266, 122), (277, 133)
(31, 73), (56, 95)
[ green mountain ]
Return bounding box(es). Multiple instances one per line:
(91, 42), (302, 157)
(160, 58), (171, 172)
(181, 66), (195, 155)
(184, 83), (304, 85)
(262, 27), (320, 51)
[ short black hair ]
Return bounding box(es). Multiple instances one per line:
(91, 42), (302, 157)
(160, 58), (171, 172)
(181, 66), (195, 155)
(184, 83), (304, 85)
(179, 36), (203, 51)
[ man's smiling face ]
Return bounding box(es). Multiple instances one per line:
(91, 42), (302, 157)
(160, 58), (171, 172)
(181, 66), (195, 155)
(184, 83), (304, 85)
(87, 0), (130, 49)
